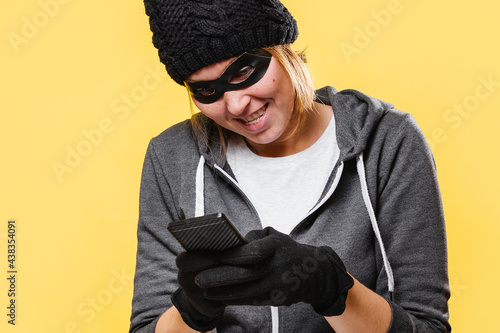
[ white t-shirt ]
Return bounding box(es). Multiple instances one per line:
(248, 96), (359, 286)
(226, 115), (339, 234)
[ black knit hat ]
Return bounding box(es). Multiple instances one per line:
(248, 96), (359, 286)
(144, 0), (298, 85)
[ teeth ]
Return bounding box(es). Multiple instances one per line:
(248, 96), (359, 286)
(241, 105), (266, 125)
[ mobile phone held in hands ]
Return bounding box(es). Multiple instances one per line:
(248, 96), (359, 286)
(167, 213), (247, 251)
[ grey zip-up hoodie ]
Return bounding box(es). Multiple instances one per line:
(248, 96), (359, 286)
(130, 86), (451, 332)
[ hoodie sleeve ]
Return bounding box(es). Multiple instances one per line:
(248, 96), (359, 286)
(366, 112), (451, 333)
(129, 139), (184, 333)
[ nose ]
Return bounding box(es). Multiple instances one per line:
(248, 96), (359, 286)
(223, 89), (250, 116)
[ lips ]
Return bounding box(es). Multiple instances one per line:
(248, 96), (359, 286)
(239, 104), (267, 125)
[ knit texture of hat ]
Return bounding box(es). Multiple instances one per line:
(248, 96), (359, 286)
(144, 0), (298, 85)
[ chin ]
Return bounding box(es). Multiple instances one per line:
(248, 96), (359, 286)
(245, 131), (285, 146)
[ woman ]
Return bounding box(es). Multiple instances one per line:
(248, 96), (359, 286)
(130, 0), (451, 332)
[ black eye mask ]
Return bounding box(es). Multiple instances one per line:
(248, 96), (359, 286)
(184, 50), (272, 104)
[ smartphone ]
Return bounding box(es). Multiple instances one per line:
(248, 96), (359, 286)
(167, 213), (247, 251)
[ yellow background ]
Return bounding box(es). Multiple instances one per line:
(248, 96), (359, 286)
(1, 0), (498, 332)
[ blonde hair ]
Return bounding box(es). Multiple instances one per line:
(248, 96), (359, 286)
(263, 44), (317, 140)
(189, 44), (316, 157)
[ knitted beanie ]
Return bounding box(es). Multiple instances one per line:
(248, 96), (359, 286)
(143, 0), (298, 85)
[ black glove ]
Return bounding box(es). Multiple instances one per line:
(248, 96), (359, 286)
(195, 227), (354, 316)
(172, 251), (226, 331)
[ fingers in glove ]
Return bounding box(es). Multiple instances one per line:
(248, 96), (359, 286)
(205, 282), (269, 302)
(204, 279), (287, 307)
(177, 271), (198, 290)
(195, 265), (268, 289)
(172, 287), (225, 325)
(244, 227), (273, 242)
(218, 236), (276, 265)
(245, 226), (287, 240)
(176, 251), (220, 272)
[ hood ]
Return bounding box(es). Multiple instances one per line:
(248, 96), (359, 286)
(315, 86), (393, 161)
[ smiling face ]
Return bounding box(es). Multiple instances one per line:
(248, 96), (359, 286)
(186, 52), (296, 155)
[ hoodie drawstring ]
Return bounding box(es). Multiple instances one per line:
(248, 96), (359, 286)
(195, 155), (205, 217)
(356, 153), (395, 301)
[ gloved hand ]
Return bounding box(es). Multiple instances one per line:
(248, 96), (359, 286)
(195, 227), (354, 316)
(172, 251), (226, 331)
